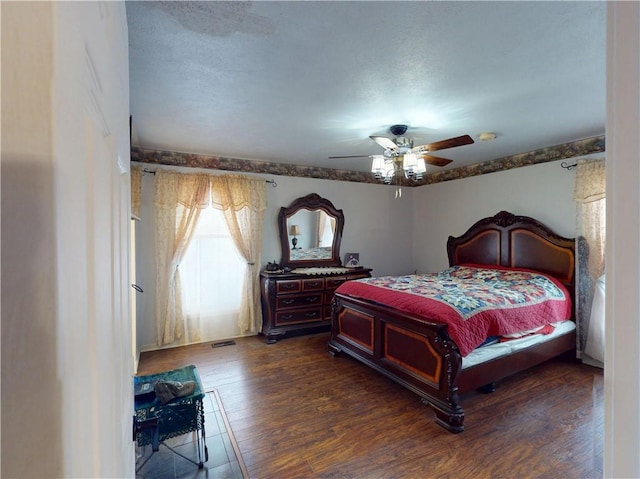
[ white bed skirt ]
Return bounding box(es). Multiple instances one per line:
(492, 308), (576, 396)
(462, 320), (576, 370)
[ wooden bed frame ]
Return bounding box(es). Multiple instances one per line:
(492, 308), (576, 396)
(328, 211), (577, 433)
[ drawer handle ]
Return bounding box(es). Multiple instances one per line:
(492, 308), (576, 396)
(281, 284), (296, 290)
(305, 312), (318, 318)
(305, 297), (319, 303)
(282, 314), (293, 320)
(282, 299), (296, 305)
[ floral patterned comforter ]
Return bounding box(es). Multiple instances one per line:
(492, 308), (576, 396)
(335, 265), (572, 357)
(290, 246), (332, 260)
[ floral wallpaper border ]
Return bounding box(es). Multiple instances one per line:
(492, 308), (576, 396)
(131, 135), (605, 186)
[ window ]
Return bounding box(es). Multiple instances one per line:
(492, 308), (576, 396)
(180, 206), (245, 339)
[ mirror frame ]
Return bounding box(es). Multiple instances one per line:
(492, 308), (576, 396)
(278, 193), (344, 268)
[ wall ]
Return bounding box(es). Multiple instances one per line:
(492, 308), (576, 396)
(134, 167), (415, 349)
(1, 3), (134, 478)
(606, 2), (640, 476)
(412, 159), (580, 273)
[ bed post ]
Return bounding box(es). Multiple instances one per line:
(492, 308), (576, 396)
(424, 333), (465, 433)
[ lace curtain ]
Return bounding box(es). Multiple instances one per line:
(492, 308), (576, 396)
(131, 165), (143, 218)
(210, 175), (267, 333)
(574, 158), (606, 366)
(153, 170), (267, 345)
(317, 211), (326, 248)
(316, 212), (337, 248)
(154, 170), (210, 345)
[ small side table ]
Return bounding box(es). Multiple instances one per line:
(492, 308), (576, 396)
(133, 364), (208, 470)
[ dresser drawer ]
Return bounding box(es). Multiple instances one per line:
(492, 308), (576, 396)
(302, 278), (324, 291)
(275, 307), (324, 325)
(276, 280), (301, 294)
(275, 293), (323, 310)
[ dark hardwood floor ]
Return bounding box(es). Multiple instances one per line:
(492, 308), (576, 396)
(137, 332), (604, 479)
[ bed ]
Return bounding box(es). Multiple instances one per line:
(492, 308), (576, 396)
(290, 246), (332, 261)
(328, 211), (578, 433)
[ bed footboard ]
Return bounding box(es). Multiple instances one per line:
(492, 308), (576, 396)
(328, 293), (466, 433)
(328, 293), (577, 433)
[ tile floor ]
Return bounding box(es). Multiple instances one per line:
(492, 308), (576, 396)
(135, 392), (244, 479)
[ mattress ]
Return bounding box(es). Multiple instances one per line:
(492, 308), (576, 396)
(461, 320), (576, 369)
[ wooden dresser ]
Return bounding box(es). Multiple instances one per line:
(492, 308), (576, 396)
(260, 267), (372, 343)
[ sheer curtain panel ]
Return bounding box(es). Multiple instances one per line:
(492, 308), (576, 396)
(210, 175), (267, 333)
(131, 165), (143, 218)
(574, 158), (606, 367)
(154, 170), (210, 345)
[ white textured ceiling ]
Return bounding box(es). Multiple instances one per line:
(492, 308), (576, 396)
(126, 1), (606, 174)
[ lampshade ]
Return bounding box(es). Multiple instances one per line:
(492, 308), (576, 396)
(371, 155), (385, 178)
(402, 153), (427, 180)
(383, 160), (395, 175)
(382, 160), (395, 183)
(371, 155), (385, 172)
(289, 224), (301, 236)
(403, 153), (418, 171)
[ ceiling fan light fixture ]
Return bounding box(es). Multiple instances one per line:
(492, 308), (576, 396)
(371, 152), (428, 184)
(331, 124), (471, 183)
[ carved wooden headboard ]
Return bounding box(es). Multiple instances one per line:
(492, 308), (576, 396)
(446, 211), (576, 313)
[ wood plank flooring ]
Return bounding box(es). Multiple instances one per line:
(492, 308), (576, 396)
(137, 332), (604, 479)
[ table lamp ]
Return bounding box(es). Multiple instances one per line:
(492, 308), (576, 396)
(289, 224), (301, 249)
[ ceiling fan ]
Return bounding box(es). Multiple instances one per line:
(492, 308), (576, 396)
(329, 124), (474, 168)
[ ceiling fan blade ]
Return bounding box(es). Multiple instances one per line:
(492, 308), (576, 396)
(421, 154), (453, 167)
(414, 134), (475, 153)
(370, 135), (398, 150)
(328, 154), (371, 159)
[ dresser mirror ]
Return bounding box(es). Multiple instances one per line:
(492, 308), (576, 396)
(278, 193), (344, 268)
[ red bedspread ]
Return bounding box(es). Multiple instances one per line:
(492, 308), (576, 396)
(335, 265), (572, 357)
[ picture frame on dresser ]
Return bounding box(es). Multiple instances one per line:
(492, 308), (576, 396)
(344, 253), (360, 267)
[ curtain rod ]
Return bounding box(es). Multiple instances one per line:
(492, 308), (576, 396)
(140, 167), (277, 187)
